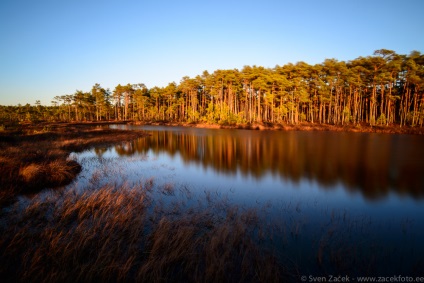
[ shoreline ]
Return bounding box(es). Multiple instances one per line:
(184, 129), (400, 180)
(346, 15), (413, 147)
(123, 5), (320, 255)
(0, 124), (148, 203)
(6, 120), (423, 135)
(131, 121), (424, 135)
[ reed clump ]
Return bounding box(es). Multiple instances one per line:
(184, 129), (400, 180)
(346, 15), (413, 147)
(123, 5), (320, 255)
(0, 181), (282, 283)
(19, 159), (81, 189)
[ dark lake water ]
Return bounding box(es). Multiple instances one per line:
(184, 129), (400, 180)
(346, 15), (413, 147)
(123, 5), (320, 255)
(70, 125), (424, 275)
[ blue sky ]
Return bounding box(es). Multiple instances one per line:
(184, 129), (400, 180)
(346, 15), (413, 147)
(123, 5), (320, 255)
(0, 0), (423, 105)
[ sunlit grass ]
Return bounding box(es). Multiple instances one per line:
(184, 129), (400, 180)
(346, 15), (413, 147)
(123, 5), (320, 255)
(0, 124), (147, 199)
(0, 181), (282, 282)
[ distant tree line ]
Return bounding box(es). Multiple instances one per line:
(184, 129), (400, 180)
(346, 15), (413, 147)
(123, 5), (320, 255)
(1, 49), (423, 127)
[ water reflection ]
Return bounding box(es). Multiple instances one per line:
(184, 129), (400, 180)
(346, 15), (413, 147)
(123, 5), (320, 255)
(109, 126), (424, 200)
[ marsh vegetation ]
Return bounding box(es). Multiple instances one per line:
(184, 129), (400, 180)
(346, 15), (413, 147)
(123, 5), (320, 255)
(1, 123), (423, 282)
(0, 181), (284, 282)
(0, 123), (146, 202)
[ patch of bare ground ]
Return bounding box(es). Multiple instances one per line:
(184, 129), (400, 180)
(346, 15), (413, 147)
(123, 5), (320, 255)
(0, 122), (148, 202)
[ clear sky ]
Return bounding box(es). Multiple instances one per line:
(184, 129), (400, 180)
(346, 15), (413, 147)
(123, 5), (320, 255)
(0, 0), (423, 106)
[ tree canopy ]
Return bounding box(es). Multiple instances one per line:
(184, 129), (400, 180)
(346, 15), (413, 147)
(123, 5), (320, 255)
(1, 49), (423, 127)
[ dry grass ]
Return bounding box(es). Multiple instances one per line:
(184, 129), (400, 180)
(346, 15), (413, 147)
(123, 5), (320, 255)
(137, 121), (424, 135)
(1, 179), (421, 281)
(0, 181), (283, 283)
(0, 123), (148, 200)
(19, 160), (81, 187)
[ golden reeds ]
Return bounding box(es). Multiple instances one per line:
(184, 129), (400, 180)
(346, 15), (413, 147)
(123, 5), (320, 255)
(0, 124), (147, 198)
(0, 181), (282, 282)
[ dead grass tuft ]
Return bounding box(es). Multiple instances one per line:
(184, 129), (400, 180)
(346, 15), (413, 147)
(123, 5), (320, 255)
(20, 163), (44, 183)
(17, 160), (81, 191)
(46, 159), (81, 185)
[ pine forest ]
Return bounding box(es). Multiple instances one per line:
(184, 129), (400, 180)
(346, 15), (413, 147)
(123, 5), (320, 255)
(1, 49), (423, 127)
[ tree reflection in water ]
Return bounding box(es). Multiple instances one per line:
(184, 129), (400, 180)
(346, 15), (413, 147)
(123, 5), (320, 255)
(110, 127), (424, 200)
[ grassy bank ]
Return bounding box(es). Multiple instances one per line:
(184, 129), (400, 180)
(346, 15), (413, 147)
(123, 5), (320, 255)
(132, 121), (424, 135)
(0, 122), (147, 203)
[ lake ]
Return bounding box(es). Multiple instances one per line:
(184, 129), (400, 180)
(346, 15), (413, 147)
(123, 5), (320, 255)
(71, 125), (424, 276)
